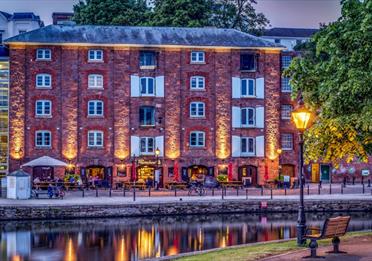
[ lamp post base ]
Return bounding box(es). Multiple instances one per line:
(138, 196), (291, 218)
(297, 223), (306, 246)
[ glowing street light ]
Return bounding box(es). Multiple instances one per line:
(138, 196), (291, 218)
(292, 99), (312, 246)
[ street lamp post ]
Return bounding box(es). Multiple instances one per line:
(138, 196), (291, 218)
(155, 147), (160, 190)
(291, 100), (312, 246)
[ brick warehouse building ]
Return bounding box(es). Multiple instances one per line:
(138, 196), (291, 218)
(5, 25), (300, 187)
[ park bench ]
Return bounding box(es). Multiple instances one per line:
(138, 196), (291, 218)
(303, 215), (351, 258)
(32, 189), (49, 199)
(165, 182), (188, 190)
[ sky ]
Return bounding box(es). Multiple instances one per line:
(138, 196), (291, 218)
(0, 0), (342, 29)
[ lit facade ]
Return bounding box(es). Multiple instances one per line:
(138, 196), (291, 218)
(6, 25), (286, 186)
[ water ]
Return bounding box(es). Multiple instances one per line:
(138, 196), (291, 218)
(0, 212), (371, 261)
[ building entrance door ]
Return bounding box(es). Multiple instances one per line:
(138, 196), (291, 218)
(238, 165), (257, 186)
(320, 165), (330, 182)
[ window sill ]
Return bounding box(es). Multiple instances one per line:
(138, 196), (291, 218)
(140, 94), (156, 97)
(190, 62), (206, 65)
(189, 146), (206, 149)
(36, 86), (52, 89)
(282, 148), (293, 151)
(240, 69), (257, 72)
(35, 146), (51, 149)
(140, 65), (156, 70)
(240, 125), (256, 128)
(281, 90), (292, 93)
(88, 60), (104, 63)
(35, 59), (51, 62)
(139, 125), (156, 128)
(190, 88), (206, 91)
(88, 87), (104, 90)
(87, 115), (104, 118)
(35, 115), (52, 118)
(87, 146), (104, 149)
(240, 95), (257, 98)
(190, 116), (206, 119)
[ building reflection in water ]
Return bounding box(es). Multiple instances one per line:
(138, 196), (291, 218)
(0, 212), (371, 261)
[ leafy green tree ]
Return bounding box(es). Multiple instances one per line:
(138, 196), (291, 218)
(73, 0), (269, 35)
(73, 0), (150, 25)
(211, 0), (269, 35)
(284, 0), (372, 165)
(149, 0), (212, 27)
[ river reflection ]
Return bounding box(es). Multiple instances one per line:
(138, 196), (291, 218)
(0, 212), (371, 261)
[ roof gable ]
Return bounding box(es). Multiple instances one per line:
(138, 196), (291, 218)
(5, 25), (283, 49)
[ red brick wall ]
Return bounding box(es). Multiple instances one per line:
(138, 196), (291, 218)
(9, 45), (283, 185)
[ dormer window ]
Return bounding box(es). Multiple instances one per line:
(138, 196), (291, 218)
(88, 50), (103, 61)
(36, 49), (51, 60)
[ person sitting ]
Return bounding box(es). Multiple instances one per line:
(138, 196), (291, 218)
(33, 177), (41, 190)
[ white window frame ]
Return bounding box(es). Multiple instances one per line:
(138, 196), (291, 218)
(36, 49), (51, 60)
(281, 77), (292, 93)
(87, 100), (104, 117)
(35, 100), (52, 117)
(241, 78), (255, 97)
(241, 107), (255, 127)
(190, 102), (205, 118)
(190, 76), (205, 90)
(88, 74), (104, 89)
(281, 104), (293, 120)
(140, 77), (155, 96)
(190, 51), (205, 63)
(281, 133), (293, 151)
(35, 130), (51, 147)
(88, 130), (104, 147)
(189, 131), (205, 147)
(88, 49), (103, 62)
(140, 137), (155, 155)
(36, 74), (52, 88)
(241, 137), (255, 156)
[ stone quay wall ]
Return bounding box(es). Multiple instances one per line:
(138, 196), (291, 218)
(0, 199), (371, 220)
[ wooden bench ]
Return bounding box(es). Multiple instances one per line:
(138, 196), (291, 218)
(32, 189), (50, 199)
(220, 181), (243, 189)
(165, 182), (188, 190)
(304, 216), (351, 258)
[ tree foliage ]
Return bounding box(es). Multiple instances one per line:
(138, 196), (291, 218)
(72, 0), (269, 35)
(73, 0), (150, 25)
(150, 0), (212, 27)
(284, 0), (372, 165)
(210, 0), (269, 35)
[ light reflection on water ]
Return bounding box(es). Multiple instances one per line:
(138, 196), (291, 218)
(0, 212), (371, 261)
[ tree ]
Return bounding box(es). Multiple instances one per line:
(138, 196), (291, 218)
(210, 0), (269, 35)
(73, 0), (150, 25)
(284, 0), (372, 166)
(73, 0), (269, 35)
(149, 0), (212, 27)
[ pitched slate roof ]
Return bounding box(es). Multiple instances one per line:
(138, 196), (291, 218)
(263, 27), (318, 38)
(4, 25), (283, 49)
(10, 12), (41, 21)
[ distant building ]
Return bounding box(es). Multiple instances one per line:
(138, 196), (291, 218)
(0, 12), (44, 43)
(52, 12), (74, 25)
(262, 27), (318, 51)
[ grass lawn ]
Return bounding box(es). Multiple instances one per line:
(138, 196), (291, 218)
(174, 231), (372, 261)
